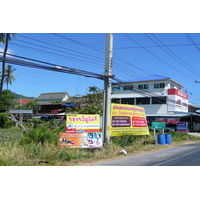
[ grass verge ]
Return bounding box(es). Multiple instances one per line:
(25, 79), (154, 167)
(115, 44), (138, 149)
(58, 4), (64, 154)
(1, 127), (200, 166)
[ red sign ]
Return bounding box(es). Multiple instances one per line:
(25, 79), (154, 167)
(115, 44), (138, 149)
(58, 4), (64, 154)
(132, 117), (147, 127)
(168, 88), (188, 100)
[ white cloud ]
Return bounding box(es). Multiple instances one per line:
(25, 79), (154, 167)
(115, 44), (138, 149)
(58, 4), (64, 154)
(0, 47), (14, 56)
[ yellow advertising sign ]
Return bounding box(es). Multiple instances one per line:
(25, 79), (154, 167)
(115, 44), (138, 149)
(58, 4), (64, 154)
(66, 114), (100, 133)
(110, 103), (150, 136)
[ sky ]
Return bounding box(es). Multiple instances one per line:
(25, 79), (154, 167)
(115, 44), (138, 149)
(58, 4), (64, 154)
(2, 0), (200, 197)
(1, 33), (200, 107)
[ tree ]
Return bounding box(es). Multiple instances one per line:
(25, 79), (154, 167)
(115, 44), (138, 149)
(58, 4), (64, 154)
(4, 65), (16, 89)
(17, 99), (40, 113)
(0, 33), (16, 98)
(66, 86), (104, 115)
(0, 90), (15, 110)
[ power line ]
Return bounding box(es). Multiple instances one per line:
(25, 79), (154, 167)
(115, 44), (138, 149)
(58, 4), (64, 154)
(16, 34), (104, 61)
(146, 33), (200, 77)
(185, 33), (200, 53)
(123, 33), (195, 81)
(0, 53), (108, 80)
(114, 43), (200, 49)
(111, 77), (192, 108)
(51, 33), (105, 54)
(9, 42), (104, 68)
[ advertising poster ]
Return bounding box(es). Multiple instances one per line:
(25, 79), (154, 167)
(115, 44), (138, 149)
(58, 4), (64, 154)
(154, 118), (179, 124)
(66, 114), (100, 133)
(60, 132), (103, 148)
(176, 122), (188, 133)
(110, 103), (150, 136)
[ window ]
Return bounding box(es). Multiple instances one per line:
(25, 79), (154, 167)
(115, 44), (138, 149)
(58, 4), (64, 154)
(170, 84), (174, 88)
(121, 98), (134, 105)
(152, 97), (166, 104)
(123, 85), (133, 90)
(111, 98), (120, 104)
(112, 86), (120, 91)
(138, 84), (148, 89)
(136, 97), (150, 105)
(154, 83), (165, 88)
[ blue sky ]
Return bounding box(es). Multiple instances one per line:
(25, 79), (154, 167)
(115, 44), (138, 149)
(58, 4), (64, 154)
(1, 33), (200, 107)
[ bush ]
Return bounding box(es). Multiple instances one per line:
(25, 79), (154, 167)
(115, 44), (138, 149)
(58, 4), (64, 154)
(19, 126), (59, 145)
(0, 113), (13, 128)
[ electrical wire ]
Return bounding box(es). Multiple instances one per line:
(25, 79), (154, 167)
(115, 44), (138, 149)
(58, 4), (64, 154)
(185, 33), (200, 53)
(9, 41), (104, 67)
(111, 77), (193, 109)
(123, 33), (196, 81)
(146, 33), (200, 77)
(16, 34), (104, 61)
(0, 53), (106, 79)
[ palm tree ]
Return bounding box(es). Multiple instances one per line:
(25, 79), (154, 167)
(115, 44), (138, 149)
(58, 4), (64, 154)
(0, 33), (16, 98)
(4, 65), (16, 89)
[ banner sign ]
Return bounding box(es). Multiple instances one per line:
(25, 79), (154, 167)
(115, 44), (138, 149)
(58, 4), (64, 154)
(60, 132), (103, 148)
(168, 88), (188, 112)
(66, 114), (100, 133)
(110, 103), (150, 136)
(176, 122), (188, 133)
(154, 118), (179, 125)
(152, 122), (166, 129)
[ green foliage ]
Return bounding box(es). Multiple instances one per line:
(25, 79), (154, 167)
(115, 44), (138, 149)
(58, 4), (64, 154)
(19, 121), (65, 145)
(4, 65), (16, 89)
(67, 86), (104, 115)
(170, 131), (199, 141)
(17, 99), (40, 113)
(0, 113), (13, 128)
(0, 90), (15, 110)
(19, 126), (58, 145)
(111, 135), (154, 147)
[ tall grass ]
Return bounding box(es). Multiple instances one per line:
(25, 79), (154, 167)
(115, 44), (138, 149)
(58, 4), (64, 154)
(1, 125), (200, 166)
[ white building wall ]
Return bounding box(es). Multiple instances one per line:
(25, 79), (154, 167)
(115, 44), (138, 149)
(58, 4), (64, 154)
(111, 78), (186, 115)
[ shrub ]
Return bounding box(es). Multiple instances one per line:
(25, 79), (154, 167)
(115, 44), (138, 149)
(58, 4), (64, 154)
(19, 126), (59, 145)
(0, 113), (13, 128)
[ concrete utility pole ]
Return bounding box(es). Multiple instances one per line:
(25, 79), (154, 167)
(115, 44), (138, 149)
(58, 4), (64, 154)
(102, 33), (113, 144)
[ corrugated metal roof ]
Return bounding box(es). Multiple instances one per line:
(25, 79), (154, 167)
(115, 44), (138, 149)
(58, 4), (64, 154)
(37, 92), (69, 105)
(37, 92), (69, 100)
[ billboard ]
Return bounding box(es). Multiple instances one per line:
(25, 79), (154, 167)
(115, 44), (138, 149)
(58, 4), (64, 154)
(66, 114), (100, 133)
(176, 122), (188, 133)
(60, 114), (102, 148)
(60, 132), (103, 148)
(154, 118), (179, 124)
(168, 88), (188, 112)
(110, 103), (150, 136)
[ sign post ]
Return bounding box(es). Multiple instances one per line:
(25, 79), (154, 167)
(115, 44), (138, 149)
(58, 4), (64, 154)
(176, 122), (188, 133)
(60, 114), (103, 148)
(152, 122), (166, 145)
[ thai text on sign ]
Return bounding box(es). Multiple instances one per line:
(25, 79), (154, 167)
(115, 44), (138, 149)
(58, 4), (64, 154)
(110, 103), (150, 136)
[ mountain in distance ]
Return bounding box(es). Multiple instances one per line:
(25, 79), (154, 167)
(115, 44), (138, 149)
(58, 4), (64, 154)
(12, 92), (35, 100)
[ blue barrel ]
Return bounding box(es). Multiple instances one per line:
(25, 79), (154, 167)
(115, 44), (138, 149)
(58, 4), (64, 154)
(158, 134), (166, 145)
(165, 134), (172, 145)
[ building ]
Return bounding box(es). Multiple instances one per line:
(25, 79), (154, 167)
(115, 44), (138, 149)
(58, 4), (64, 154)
(111, 75), (200, 131)
(37, 92), (69, 114)
(15, 99), (34, 105)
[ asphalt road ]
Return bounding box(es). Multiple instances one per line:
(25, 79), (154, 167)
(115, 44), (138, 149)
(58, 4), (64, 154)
(93, 142), (200, 166)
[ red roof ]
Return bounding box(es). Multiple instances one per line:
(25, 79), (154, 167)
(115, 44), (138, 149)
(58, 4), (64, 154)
(16, 99), (34, 105)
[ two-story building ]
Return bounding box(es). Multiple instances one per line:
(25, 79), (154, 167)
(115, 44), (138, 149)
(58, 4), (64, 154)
(111, 75), (200, 131)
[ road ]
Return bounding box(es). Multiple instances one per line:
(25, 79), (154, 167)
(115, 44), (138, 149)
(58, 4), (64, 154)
(93, 142), (200, 166)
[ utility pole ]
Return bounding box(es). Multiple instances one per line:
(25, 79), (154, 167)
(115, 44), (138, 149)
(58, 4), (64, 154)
(102, 33), (113, 144)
